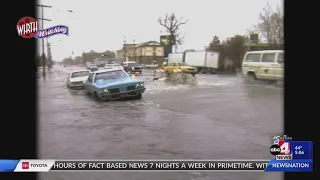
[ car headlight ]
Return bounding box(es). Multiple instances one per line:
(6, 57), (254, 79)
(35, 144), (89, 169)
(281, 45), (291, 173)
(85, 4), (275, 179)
(103, 88), (109, 92)
(136, 83), (144, 87)
(132, 67), (135, 70)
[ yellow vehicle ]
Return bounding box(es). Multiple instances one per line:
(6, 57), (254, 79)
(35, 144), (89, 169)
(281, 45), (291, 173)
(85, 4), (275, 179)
(163, 62), (197, 76)
(242, 50), (284, 82)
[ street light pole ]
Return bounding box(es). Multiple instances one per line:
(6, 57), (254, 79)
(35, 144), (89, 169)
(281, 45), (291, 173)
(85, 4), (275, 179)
(37, 4), (52, 79)
(50, 9), (73, 67)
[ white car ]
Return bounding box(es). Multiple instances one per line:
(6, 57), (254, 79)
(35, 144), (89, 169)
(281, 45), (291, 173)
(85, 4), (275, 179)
(67, 70), (91, 89)
(105, 64), (123, 70)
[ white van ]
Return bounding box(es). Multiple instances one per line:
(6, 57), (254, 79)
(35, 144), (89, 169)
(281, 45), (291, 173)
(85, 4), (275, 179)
(242, 50), (284, 82)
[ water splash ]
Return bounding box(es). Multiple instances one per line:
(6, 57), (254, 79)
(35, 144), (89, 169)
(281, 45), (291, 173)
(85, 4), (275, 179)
(165, 73), (198, 86)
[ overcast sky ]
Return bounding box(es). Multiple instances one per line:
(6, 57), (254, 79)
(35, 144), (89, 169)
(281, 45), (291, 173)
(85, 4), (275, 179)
(37, 0), (282, 61)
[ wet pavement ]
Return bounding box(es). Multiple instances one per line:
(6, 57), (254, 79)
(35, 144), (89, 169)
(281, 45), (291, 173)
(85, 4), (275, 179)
(39, 66), (283, 180)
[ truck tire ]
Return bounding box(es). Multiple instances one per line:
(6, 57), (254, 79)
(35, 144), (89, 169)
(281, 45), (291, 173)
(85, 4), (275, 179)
(246, 72), (256, 83)
(135, 94), (142, 100)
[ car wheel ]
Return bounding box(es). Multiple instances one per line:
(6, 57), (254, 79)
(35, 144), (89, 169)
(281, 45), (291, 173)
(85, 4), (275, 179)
(93, 92), (102, 100)
(135, 94), (142, 100)
(84, 87), (90, 95)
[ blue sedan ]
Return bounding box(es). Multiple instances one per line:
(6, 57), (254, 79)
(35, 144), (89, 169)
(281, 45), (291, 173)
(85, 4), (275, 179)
(83, 69), (145, 100)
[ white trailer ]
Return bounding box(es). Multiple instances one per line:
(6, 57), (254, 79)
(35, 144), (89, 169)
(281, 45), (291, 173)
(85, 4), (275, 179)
(168, 53), (184, 63)
(184, 50), (220, 74)
(86, 61), (92, 66)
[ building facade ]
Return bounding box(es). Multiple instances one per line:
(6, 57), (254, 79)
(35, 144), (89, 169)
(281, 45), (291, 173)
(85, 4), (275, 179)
(116, 41), (164, 65)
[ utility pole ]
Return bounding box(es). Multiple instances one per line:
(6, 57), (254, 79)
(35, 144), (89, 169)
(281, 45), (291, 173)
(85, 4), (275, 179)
(123, 36), (127, 62)
(133, 38), (136, 61)
(37, 4), (52, 79)
(47, 39), (52, 69)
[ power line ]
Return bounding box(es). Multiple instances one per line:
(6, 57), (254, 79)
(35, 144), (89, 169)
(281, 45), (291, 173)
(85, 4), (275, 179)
(37, 18), (51, 21)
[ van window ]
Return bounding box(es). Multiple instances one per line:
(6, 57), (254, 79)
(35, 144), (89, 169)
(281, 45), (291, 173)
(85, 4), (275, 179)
(245, 54), (261, 62)
(261, 53), (276, 63)
(277, 53), (284, 63)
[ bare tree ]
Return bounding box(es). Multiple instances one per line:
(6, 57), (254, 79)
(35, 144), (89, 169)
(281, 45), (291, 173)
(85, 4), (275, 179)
(256, 3), (273, 43)
(175, 33), (185, 46)
(158, 13), (189, 47)
(256, 3), (284, 44)
(270, 5), (284, 44)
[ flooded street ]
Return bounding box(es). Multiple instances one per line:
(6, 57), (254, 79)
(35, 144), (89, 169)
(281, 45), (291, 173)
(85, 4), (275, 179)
(39, 66), (283, 180)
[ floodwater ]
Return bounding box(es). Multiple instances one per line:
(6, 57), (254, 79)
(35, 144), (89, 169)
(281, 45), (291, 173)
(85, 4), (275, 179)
(39, 66), (283, 180)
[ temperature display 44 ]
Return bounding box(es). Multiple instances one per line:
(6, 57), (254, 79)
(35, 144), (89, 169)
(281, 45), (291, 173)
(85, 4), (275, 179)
(291, 141), (312, 160)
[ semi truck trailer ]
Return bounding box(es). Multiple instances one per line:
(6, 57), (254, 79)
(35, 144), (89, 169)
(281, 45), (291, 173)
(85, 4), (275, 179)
(168, 50), (220, 74)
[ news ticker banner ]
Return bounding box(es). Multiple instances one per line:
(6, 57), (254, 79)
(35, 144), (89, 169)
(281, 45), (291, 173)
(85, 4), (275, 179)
(0, 159), (312, 172)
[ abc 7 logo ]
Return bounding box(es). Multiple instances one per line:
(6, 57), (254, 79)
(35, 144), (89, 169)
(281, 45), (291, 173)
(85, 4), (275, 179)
(269, 144), (281, 155)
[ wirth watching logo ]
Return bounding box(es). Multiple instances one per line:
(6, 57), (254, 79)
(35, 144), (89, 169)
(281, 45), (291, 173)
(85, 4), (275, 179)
(17, 16), (69, 39)
(16, 16), (38, 39)
(22, 162), (29, 169)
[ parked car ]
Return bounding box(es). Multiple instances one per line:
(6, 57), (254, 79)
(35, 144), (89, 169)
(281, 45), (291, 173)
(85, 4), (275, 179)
(83, 69), (145, 100)
(242, 50), (284, 83)
(105, 63), (123, 70)
(87, 64), (99, 72)
(122, 61), (143, 74)
(67, 70), (91, 89)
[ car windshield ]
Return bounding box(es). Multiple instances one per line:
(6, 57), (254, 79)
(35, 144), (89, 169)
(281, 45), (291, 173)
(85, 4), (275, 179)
(71, 71), (90, 78)
(94, 70), (128, 82)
